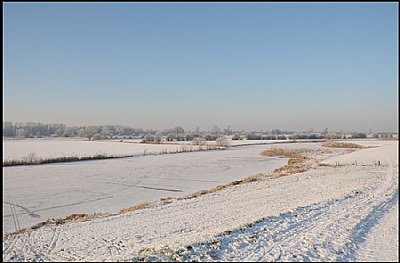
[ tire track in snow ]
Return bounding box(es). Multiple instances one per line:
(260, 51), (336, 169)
(3, 195), (115, 219)
(47, 227), (61, 254)
(132, 163), (398, 262)
(4, 231), (55, 262)
(3, 142), (397, 262)
(2, 234), (19, 257)
(4, 201), (41, 219)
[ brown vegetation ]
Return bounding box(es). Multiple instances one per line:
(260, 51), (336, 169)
(160, 197), (175, 202)
(177, 175), (260, 200)
(259, 146), (338, 176)
(260, 147), (303, 159)
(32, 214), (93, 228)
(64, 213), (93, 222)
(273, 164), (310, 175)
(321, 140), (364, 148)
(4, 213), (97, 237)
(2, 153), (127, 167)
(260, 147), (311, 175)
(120, 202), (151, 214)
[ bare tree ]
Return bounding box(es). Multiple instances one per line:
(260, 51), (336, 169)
(85, 126), (96, 141)
(194, 126), (201, 136)
(101, 126), (111, 139)
(271, 129), (281, 136)
(174, 126), (184, 135)
(155, 133), (162, 144)
(224, 125), (232, 135)
(16, 128), (25, 138)
(211, 125), (221, 136)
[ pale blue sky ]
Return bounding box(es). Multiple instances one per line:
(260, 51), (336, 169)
(3, 2), (398, 132)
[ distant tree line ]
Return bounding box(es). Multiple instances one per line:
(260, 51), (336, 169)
(287, 132), (367, 140)
(231, 132), (368, 140)
(238, 133), (287, 140)
(4, 122), (376, 142)
(372, 133), (394, 138)
(2, 122), (148, 140)
(2, 122), (219, 142)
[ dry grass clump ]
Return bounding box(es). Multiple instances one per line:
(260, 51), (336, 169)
(64, 213), (93, 222)
(31, 214), (93, 229)
(2, 152), (125, 167)
(260, 147), (309, 175)
(186, 190), (210, 199)
(288, 158), (304, 165)
(238, 175), (259, 184)
(215, 184), (229, 191)
(260, 147), (303, 159)
(6, 213), (94, 236)
(259, 147), (321, 176)
(30, 220), (52, 230)
(160, 197), (175, 202)
(5, 212), (108, 237)
(273, 164), (309, 175)
(120, 202), (151, 214)
(14, 228), (29, 234)
(322, 140), (364, 148)
(178, 175), (260, 200)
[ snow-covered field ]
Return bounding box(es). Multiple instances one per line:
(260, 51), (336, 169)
(2, 138), (196, 162)
(2, 137), (319, 163)
(2, 140), (398, 262)
(3, 143), (301, 233)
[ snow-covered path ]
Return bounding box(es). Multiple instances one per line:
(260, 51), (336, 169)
(135, 161), (397, 262)
(2, 141), (398, 262)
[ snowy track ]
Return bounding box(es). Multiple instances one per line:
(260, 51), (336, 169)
(135, 164), (397, 262)
(2, 141), (398, 262)
(2, 145), (288, 233)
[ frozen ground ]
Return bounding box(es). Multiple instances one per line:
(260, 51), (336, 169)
(3, 144), (304, 233)
(2, 137), (311, 163)
(2, 140), (398, 262)
(2, 138), (194, 162)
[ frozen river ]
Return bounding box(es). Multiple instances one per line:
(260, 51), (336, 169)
(3, 144), (290, 233)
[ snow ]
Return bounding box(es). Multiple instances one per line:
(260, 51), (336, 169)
(2, 138), (314, 162)
(356, 203), (399, 262)
(2, 138), (196, 162)
(3, 144), (291, 233)
(2, 140), (398, 262)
